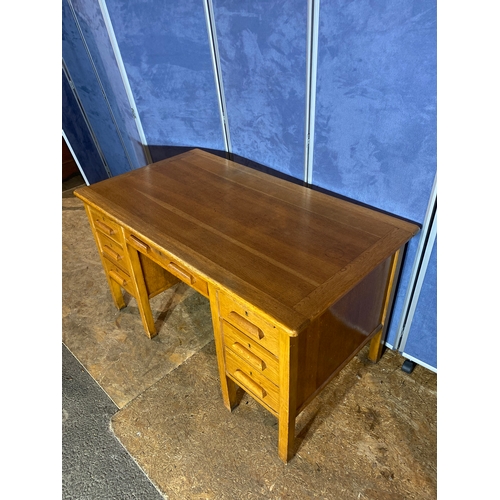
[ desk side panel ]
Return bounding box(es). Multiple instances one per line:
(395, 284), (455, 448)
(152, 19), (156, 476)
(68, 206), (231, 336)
(296, 256), (392, 412)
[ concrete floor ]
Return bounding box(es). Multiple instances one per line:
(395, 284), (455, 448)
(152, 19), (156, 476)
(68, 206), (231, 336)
(62, 173), (437, 499)
(62, 343), (164, 500)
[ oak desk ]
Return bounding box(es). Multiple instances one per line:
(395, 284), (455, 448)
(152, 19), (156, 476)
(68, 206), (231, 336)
(74, 149), (419, 462)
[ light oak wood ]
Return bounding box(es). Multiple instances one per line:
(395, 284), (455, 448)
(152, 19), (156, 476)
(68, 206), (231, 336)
(368, 248), (403, 362)
(126, 244), (157, 338)
(225, 348), (279, 413)
(218, 292), (282, 355)
(84, 204), (126, 310)
(74, 149), (419, 463)
(222, 321), (279, 386)
(209, 283), (240, 411)
(125, 229), (209, 299)
(278, 332), (298, 463)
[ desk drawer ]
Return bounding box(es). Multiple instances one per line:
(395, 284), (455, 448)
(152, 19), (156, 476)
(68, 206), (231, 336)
(103, 260), (134, 296)
(126, 232), (209, 298)
(219, 293), (280, 357)
(97, 233), (129, 274)
(89, 208), (123, 244)
(225, 348), (279, 413)
(223, 321), (279, 386)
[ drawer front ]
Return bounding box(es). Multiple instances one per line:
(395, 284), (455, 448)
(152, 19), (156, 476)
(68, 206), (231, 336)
(219, 293), (280, 357)
(222, 321), (279, 386)
(90, 208), (123, 244)
(97, 232), (129, 274)
(126, 231), (209, 298)
(103, 260), (135, 296)
(225, 348), (279, 413)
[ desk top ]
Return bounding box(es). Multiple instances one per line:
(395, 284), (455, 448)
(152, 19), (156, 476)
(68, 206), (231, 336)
(75, 149), (419, 334)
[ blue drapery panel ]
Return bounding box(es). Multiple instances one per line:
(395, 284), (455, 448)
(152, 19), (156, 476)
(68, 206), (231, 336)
(69, 0), (147, 170)
(62, 70), (108, 184)
(403, 236), (437, 369)
(62, 0), (134, 177)
(212, 0), (307, 179)
(312, 0), (436, 223)
(104, 0), (225, 152)
(311, 1), (436, 348)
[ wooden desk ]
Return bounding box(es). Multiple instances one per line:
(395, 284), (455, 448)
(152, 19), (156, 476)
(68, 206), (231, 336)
(74, 149), (419, 462)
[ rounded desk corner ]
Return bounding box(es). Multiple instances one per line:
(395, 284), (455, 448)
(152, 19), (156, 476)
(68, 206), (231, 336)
(288, 318), (310, 338)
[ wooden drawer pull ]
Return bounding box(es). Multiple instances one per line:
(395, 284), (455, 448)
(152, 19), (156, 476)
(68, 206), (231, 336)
(109, 270), (127, 287)
(102, 245), (122, 262)
(232, 343), (265, 370)
(128, 234), (150, 253)
(95, 219), (115, 235)
(233, 370), (266, 399)
(168, 262), (194, 284)
(228, 312), (264, 340)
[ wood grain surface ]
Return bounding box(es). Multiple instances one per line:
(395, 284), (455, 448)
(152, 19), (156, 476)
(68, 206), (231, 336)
(75, 149), (419, 334)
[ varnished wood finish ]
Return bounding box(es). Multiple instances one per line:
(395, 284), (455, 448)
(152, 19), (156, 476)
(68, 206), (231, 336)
(74, 149), (419, 463)
(278, 332), (298, 463)
(209, 283), (240, 411)
(125, 228), (209, 299)
(368, 249), (403, 362)
(222, 322), (279, 386)
(75, 149), (418, 334)
(84, 204), (126, 310)
(295, 255), (393, 413)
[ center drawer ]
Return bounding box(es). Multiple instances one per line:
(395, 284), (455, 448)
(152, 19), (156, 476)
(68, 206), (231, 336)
(125, 231), (209, 298)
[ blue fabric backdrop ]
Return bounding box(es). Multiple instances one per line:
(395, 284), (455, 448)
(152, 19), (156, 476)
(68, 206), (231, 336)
(212, 0), (307, 178)
(69, 0), (147, 170)
(311, 0), (436, 347)
(62, 0), (134, 177)
(312, 0), (436, 224)
(104, 0), (225, 151)
(62, 69), (108, 184)
(403, 236), (437, 369)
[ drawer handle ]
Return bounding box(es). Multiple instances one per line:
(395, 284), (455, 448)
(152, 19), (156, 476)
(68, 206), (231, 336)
(228, 312), (264, 340)
(102, 245), (122, 262)
(233, 370), (266, 399)
(232, 343), (265, 371)
(109, 270), (127, 287)
(168, 262), (195, 284)
(128, 234), (150, 253)
(95, 219), (115, 235)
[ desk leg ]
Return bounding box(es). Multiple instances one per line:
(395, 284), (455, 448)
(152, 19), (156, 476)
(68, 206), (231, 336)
(278, 334), (298, 463)
(107, 277), (126, 310)
(368, 326), (384, 363)
(368, 248), (403, 362)
(126, 244), (157, 338)
(208, 284), (239, 410)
